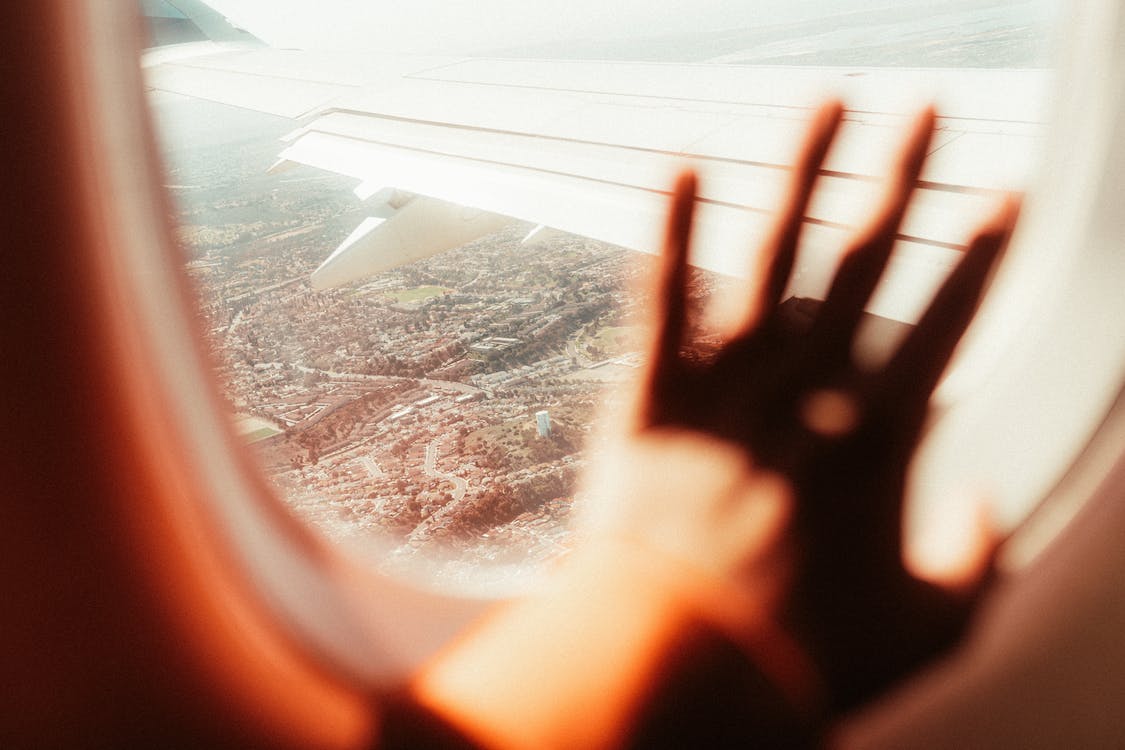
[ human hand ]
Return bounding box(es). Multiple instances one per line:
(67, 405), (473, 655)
(628, 101), (1020, 714)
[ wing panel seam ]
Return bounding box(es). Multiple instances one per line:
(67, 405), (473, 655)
(293, 129), (968, 252)
(313, 108), (1006, 197)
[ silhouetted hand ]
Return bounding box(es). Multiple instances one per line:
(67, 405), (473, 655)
(624, 101), (1020, 716)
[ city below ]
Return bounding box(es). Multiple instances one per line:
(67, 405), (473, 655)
(164, 119), (720, 585)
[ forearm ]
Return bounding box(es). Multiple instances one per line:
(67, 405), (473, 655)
(406, 542), (815, 750)
(407, 543), (710, 750)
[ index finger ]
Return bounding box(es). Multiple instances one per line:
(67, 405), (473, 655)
(810, 107), (937, 358)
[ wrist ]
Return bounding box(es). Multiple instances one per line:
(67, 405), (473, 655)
(569, 535), (826, 719)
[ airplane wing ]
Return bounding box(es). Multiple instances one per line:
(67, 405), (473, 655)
(142, 41), (1048, 324)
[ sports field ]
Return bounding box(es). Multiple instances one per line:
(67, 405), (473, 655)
(234, 414), (283, 444)
(384, 286), (451, 303)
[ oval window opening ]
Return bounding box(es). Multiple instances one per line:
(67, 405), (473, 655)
(143, 0), (1060, 591)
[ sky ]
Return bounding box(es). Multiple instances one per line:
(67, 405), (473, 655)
(199, 0), (936, 55)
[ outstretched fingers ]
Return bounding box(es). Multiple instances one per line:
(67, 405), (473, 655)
(640, 170), (697, 425)
(883, 195), (1021, 424)
(746, 101), (845, 332)
(811, 107), (937, 357)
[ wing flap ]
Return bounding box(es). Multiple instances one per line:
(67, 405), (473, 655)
(295, 109), (1005, 244)
(282, 128), (962, 322)
(311, 199), (510, 290)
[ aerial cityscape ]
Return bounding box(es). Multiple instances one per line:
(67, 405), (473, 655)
(162, 104), (713, 584)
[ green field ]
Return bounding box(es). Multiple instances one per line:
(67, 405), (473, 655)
(384, 286), (451, 303)
(589, 325), (641, 356)
(244, 426), (282, 444)
(234, 414), (283, 444)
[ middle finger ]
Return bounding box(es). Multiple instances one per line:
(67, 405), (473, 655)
(810, 107), (937, 360)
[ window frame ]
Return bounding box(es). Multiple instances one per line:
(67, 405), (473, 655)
(95, 0), (1125, 686)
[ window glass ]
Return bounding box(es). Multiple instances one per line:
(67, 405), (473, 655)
(145, 0), (1057, 587)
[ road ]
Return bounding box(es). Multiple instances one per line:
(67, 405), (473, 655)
(423, 440), (468, 502)
(359, 455), (385, 480)
(565, 338), (595, 369)
(226, 274), (308, 304)
(226, 309), (246, 338)
(260, 362), (485, 395)
(408, 439), (471, 542)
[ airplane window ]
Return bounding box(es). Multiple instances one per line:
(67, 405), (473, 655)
(143, 0), (1059, 589)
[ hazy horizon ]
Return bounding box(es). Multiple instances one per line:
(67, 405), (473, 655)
(199, 0), (1056, 59)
